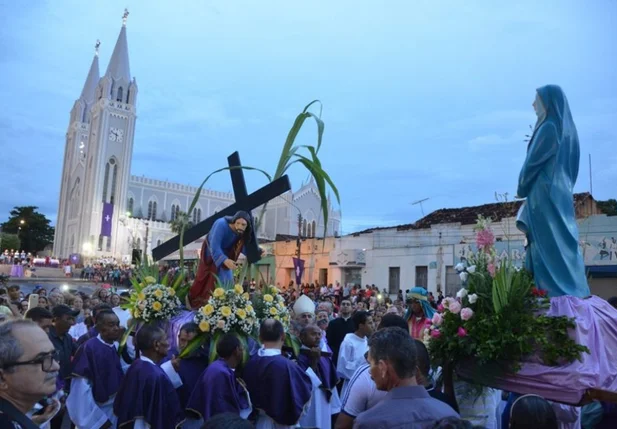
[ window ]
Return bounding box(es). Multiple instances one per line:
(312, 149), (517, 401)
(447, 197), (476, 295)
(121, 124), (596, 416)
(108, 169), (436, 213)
(171, 204), (176, 221)
(110, 164), (118, 204)
(102, 163), (110, 203)
(127, 197), (134, 215)
(117, 87), (123, 102)
(192, 207), (202, 223)
(302, 219), (307, 237)
(69, 179), (81, 219)
(175, 205), (180, 221)
(197, 208), (201, 223)
(445, 266), (461, 297)
(312, 220), (317, 238)
(415, 266), (428, 288)
(157, 239), (162, 247)
(136, 237), (141, 250)
(147, 200), (157, 220)
(106, 236), (112, 252)
(307, 222), (312, 239)
(98, 235), (104, 251)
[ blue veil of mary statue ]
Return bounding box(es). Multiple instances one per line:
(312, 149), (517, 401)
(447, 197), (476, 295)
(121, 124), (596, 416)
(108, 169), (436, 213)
(516, 85), (590, 298)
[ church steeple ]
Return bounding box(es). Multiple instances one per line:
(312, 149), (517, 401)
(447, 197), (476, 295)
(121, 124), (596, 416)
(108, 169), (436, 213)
(79, 40), (100, 104)
(105, 9), (131, 83)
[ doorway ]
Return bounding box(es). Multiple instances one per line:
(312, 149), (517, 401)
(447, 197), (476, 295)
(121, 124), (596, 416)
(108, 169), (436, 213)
(388, 267), (400, 294)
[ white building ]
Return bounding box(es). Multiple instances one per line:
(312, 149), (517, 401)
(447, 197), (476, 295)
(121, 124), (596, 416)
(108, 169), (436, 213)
(338, 193), (615, 298)
(53, 16), (340, 262)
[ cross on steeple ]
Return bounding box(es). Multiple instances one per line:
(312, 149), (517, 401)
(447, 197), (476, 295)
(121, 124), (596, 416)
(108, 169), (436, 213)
(122, 8), (129, 26)
(152, 151), (291, 262)
(95, 39), (100, 56)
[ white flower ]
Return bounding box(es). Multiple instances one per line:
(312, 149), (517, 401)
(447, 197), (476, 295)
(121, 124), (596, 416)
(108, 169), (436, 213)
(459, 272), (469, 282)
(455, 263), (465, 272)
(467, 265), (476, 273)
(456, 288), (468, 299)
(468, 293), (478, 304)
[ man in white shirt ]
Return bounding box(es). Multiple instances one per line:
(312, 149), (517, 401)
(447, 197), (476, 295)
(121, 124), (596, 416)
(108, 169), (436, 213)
(336, 311), (373, 397)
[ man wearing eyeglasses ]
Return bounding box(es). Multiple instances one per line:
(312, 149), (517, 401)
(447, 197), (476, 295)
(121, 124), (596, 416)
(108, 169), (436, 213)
(0, 320), (61, 429)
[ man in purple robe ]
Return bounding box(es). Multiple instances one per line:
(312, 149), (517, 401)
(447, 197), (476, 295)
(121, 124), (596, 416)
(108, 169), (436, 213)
(186, 334), (251, 425)
(297, 324), (340, 429)
(159, 322), (208, 409)
(242, 319), (313, 428)
(66, 310), (124, 428)
(113, 325), (185, 429)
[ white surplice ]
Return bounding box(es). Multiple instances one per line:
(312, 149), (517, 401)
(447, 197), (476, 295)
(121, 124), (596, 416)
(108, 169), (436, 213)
(66, 336), (127, 429)
(336, 333), (368, 397)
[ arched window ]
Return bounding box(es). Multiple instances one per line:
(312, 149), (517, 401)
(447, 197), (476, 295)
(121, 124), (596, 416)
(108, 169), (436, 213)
(171, 204), (176, 221)
(175, 205), (180, 221)
(197, 208), (201, 223)
(307, 222), (312, 239)
(192, 207), (202, 223)
(147, 200), (157, 220)
(127, 197), (134, 215)
(157, 239), (162, 247)
(136, 237), (141, 249)
(117, 87), (123, 102)
(102, 158), (116, 203)
(302, 219), (307, 237)
(312, 220), (317, 238)
(69, 178), (81, 219)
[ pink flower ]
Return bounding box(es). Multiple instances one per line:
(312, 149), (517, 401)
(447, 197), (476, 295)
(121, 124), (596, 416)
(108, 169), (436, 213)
(457, 327), (467, 337)
(424, 319), (433, 327)
(449, 300), (462, 314)
(437, 304), (445, 312)
(460, 307), (474, 321)
(431, 329), (441, 338)
(432, 313), (443, 326)
(476, 228), (495, 252)
(442, 297), (454, 310)
(487, 263), (496, 278)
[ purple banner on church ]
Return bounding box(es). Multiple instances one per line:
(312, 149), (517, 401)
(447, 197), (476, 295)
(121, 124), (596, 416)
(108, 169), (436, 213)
(293, 257), (304, 286)
(101, 203), (114, 237)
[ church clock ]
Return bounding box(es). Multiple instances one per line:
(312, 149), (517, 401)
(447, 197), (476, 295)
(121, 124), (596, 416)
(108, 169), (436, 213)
(108, 127), (124, 143)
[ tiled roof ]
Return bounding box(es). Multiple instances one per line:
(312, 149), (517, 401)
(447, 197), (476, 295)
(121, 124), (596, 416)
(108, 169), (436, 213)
(351, 193), (593, 235)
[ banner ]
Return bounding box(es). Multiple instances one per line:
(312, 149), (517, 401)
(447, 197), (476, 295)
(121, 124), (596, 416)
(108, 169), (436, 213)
(101, 203), (114, 237)
(292, 257), (305, 286)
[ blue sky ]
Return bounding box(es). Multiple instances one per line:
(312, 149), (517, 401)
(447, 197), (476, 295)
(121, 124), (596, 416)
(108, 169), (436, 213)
(1, 0), (616, 233)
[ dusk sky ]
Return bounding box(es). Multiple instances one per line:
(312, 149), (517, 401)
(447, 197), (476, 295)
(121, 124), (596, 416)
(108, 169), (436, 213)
(1, 0), (616, 233)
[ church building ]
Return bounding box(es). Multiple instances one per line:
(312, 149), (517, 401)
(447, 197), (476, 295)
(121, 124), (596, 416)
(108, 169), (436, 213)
(53, 13), (340, 262)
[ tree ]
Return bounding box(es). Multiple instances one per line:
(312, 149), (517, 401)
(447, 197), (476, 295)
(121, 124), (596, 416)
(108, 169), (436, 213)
(0, 233), (20, 252)
(0, 206), (55, 253)
(597, 199), (617, 216)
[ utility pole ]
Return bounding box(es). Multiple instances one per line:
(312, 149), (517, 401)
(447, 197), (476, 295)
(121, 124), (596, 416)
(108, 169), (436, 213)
(296, 213), (302, 260)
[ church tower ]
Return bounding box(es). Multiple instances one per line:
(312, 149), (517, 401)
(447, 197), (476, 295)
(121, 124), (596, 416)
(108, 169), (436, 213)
(54, 10), (138, 259)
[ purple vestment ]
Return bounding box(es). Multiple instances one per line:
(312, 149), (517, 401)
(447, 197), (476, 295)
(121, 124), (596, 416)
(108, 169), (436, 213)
(71, 337), (124, 403)
(186, 359), (250, 420)
(242, 353), (312, 425)
(113, 358), (185, 429)
(297, 350), (338, 400)
(160, 347), (208, 408)
(76, 327), (98, 347)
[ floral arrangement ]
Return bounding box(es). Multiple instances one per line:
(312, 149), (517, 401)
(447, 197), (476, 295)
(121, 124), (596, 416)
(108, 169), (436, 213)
(127, 279), (182, 323)
(252, 285), (291, 330)
(193, 284), (258, 337)
(427, 216), (589, 374)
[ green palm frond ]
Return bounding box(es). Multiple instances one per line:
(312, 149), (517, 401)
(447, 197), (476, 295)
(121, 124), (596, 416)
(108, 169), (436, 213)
(179, 332), (209, 359)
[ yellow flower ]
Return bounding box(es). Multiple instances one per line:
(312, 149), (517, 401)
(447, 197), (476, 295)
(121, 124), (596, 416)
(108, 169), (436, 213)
(199, 321), (210, 332)
(236, 309), (247, 319)
(213, 288), (225, 298)
(221, 306), (232, 317)
(234, 284), (243, 294)
(246, 305), (254, 313)
(144, 276), (156, 285)
(133, 309), (141, 319)
(269, 307), (278, 316)
(264, 294), (274, 303)
(242, 293), (250, 300)
(167, 288), (175, 296)
(137, 292), (146, 301)
(202, 304), (215, 316)
(152, 301), (162, 312)
(154, 289), (164, 299)
(274, 315), (280, 321)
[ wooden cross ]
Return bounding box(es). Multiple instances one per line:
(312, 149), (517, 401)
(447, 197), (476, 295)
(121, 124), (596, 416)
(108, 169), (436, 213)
(151, 151), (291, 263)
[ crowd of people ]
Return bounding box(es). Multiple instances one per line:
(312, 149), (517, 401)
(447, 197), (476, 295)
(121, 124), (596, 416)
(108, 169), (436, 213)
(1, 279), (616, 428)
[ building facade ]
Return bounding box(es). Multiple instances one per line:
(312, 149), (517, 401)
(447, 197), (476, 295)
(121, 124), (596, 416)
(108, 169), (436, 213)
(53, 17), (340, 261)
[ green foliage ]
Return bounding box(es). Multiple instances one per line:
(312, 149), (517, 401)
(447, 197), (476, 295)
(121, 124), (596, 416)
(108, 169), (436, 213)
(1, 206), (54, 253)
(596, 199), (617, 216)
(0, 233), (20, 252)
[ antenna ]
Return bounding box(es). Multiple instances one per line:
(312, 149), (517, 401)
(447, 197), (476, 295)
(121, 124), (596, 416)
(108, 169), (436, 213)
(588, 153), (594, 196)
(411, 198), (429, 216)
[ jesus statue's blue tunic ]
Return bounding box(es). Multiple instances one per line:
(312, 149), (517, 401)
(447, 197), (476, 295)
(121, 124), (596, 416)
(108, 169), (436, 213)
(516, 84), (590, 298)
